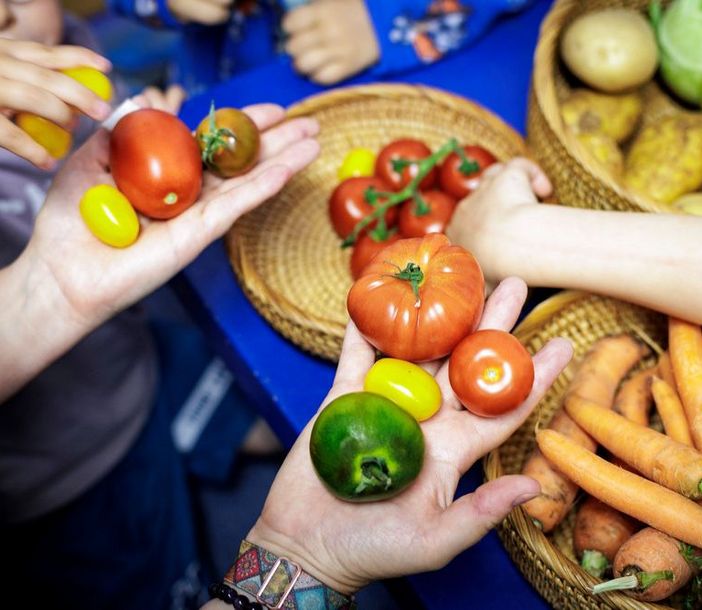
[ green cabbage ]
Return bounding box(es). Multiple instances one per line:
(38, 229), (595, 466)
(651, 0), (702, 106)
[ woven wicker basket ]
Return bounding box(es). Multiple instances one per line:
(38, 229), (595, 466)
(226, 84), (526, 361)
(527, 0), (693, 214)
(484, 290), (676, 610)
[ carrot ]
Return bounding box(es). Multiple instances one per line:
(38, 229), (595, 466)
(657, 351), (678, 391)
(592, 528), (696, 602)
(651, 375), (694, 446)
(669, 317), (702, 450)
(522, 335), (649, 532)
(612, 365), (656, 426)
(564, 395), (702, 499)
(573, 496), (640, 578)
(535, 429), (702, 548)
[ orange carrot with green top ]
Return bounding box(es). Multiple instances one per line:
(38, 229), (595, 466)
(564, 395), (702, 499)
(651, 375), (693, 447)
(669, 317), (702, 450)
(536, 429), (702, 548)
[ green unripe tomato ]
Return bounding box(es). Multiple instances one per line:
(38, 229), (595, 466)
(309, 391), (425, 502)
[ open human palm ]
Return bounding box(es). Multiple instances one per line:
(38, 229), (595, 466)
(26, 103), (320, 329)
(247, 277), (572, 595)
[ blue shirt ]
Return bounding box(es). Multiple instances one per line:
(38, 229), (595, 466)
(109, 0), (533, 93)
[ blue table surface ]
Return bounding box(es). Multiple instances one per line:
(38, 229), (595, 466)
(176, 2), (554, 608)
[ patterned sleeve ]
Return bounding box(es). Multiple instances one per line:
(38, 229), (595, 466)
(107, 0), (182, 28)
(366, 0), (534, 76)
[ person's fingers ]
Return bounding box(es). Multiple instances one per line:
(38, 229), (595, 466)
(240, 103), (286, 132)
(285, 29), (324, 57)
(0, 77), (74, 126)
(430, 475), (540, 563)
(499, 157), (553, 200)
(259, 117), (319, 161)
(140, 87), (170, 112)
(282, 4), (319, 34)
(310, 62), (349, 85)
(477, 276), (528, 332)
(0, 39), (112, 72)
(165, 85), (187, 115)
(328, 322), (376, 400)
(293, 47), (338, 76)
(171, 0), (232, 24)
(0, 115), (55, 169)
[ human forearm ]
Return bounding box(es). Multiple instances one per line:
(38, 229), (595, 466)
(0, 245), (91, 402)
(490, 204), (702, 323)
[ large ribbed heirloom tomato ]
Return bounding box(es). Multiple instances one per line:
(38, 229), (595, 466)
(346, 234), (485, 362)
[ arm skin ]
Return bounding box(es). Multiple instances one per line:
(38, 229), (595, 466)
(446, 158), (702, 324)
(0, 103), (320, 403)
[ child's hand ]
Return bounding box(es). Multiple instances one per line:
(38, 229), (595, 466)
(446, 158), (553, 288)
(0, 38), (112, 168)
(283, 0), (380, 85)
(139, 85), (187, 115)
(168, 0), (234, 25)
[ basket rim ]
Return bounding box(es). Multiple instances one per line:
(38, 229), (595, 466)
(530, 0), (674, 214)
(484, 289), (673, 610)
(226, 82), (529, 361)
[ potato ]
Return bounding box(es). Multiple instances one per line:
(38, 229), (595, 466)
(623, 115), (702, 203)
(575, 132), (623, 177)
(672, 192), (702, 215)
(561, 89), (642, 143)
(561, 8), (658, 93)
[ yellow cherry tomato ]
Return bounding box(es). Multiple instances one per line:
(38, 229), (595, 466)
(79, 184), (140, 248)
(337, 148), (376, 181)
(15, 113), (72, 159)
(364, 358), (442, 422)
(61, 66), (113, 102)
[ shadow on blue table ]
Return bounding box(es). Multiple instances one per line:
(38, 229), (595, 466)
(175, 1), (556, 608)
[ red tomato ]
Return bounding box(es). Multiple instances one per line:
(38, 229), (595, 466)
(439, 145), (497, 199)
(375, 139), (435, 191)
(328, 176), (396, 240)
(350, 232), (403, 279)
(397, 190), (457, 237)
(110, 109), (203, 220)
(448, 329), (534, 417)
(347, 234), (485, 362)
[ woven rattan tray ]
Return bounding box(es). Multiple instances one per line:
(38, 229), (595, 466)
(485, 290), (675, 610)
(226, 84), (526, 361)
(527, 0), (692, 214)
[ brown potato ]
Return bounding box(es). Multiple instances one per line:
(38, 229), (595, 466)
(623, 115), (702, 203)
(561, 89), (642, 143)
(576, 132), (624, 177)
(560, 9), (658, 93)
(672, 192), (702, 215)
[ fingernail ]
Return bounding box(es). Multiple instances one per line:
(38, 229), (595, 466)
(512, 491), (539, 508)
(93, 101), (112, 120)
(40, 157), (57, 171)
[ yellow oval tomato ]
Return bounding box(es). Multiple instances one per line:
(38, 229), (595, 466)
(338, 148), (376, 181)
(364, 358), (442, 422)
(15, 113), (72, 159)
(61, 67), (113, 102)
(79, 184), (140, 248)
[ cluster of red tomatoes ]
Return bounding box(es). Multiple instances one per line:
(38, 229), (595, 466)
(328, 138), (497, 279)
(80, 105), (260, 247)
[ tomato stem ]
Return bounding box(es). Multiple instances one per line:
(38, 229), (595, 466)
(355, 457), (392, 495)
(393, 262), (424, 305)
(198, 100), (237, 167)
(412, 191), (430, 216)
(342, 138), (462, 248)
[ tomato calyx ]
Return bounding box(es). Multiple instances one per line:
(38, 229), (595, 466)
(198, 101), (237, 167)
(355, 457), (392, 494)
(341, 138), (463, 248)
(392, 262), (424, 304)
(457, 151), (481, 176)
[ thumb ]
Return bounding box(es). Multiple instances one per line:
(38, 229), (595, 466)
(430, 475), (540, 562)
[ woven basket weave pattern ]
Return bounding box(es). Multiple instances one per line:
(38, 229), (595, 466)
(485, 292), (676, 610)
(226, 85), (526, 361)
(527, 0), (682, 214)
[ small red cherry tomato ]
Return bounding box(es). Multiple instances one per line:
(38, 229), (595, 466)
(328, 176), (396, 240)
(448, 329), (534, 417)
(110, 109), (203, 220)
(439, 145), (497, 199)
(375, 139), (435, 191)
(350, 232), (403, 279)
(397, 190), (457, 237)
